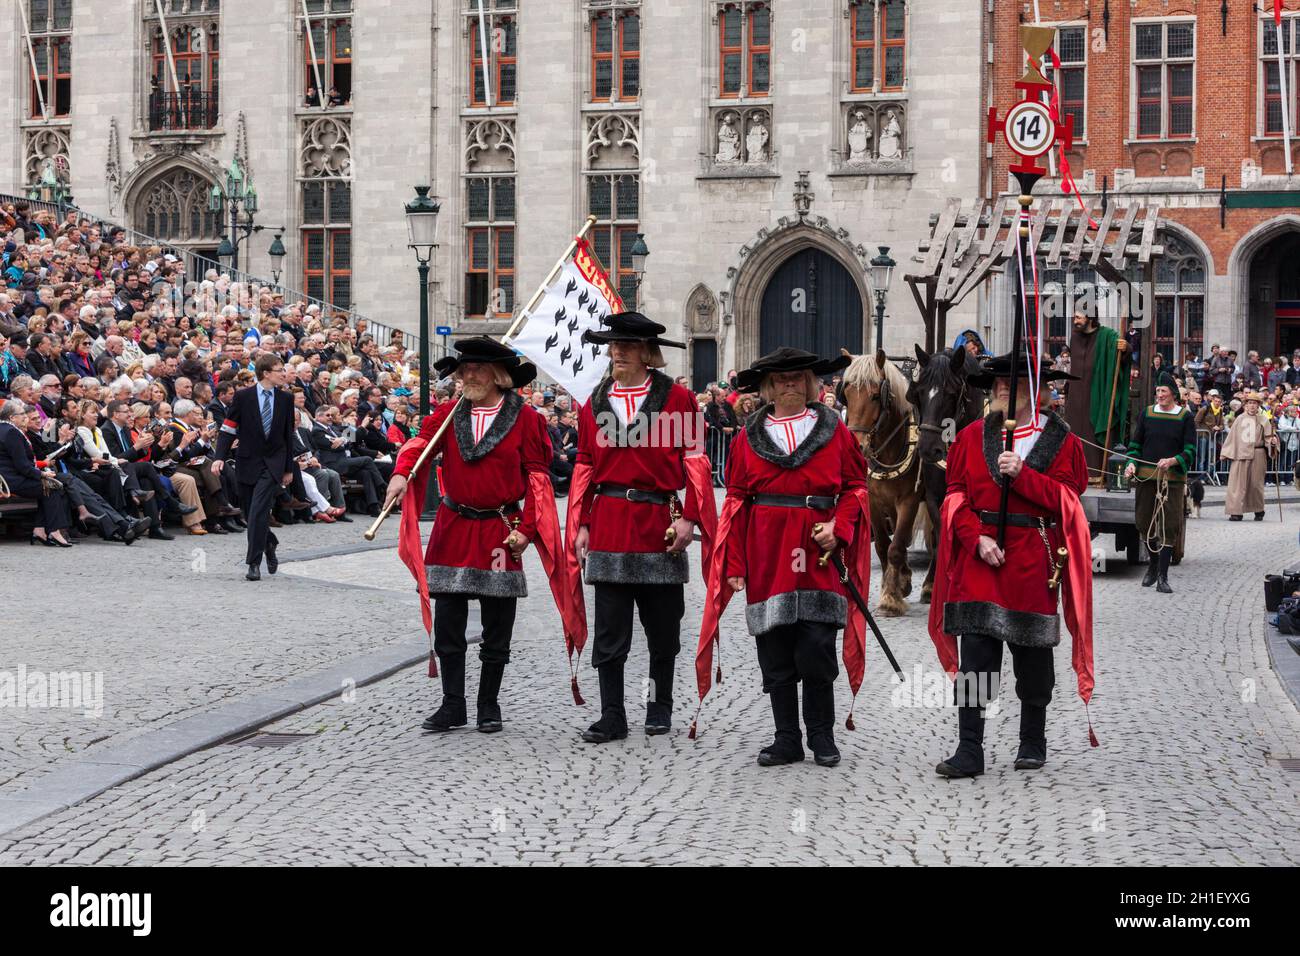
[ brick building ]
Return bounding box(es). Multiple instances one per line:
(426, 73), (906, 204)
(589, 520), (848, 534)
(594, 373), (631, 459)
(988, 0), (1300, 366)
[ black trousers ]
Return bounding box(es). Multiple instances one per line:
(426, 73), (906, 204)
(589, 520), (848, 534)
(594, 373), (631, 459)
(957, 634), (1055, 710)
(755, 619), (839, 693)
(334, 457), (382, 506)
(9, 474), (71, 532)
(590, 582), (684, 670)
(433, 595), (517, 665)
(237, 463), (280, 566)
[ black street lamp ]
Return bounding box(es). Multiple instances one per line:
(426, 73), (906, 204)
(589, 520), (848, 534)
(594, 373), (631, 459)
(868, 245), (896, 351)
(404, 185), (441, 419)
(629, 233), (649, 308)
(217, 234), (234, 273)
(207, 157), (260, 274)
(267, 233), (286, 285)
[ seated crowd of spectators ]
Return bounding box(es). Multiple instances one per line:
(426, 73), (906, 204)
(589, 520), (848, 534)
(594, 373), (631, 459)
(0, 200), (435, 547)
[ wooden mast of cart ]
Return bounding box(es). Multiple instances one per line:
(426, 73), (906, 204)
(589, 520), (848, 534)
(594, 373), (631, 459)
(986, 24), (1073, 546)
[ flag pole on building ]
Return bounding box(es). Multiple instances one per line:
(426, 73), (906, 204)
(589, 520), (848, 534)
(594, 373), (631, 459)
(477, 0), (494, 107)
(1279, 1), (1293, 175)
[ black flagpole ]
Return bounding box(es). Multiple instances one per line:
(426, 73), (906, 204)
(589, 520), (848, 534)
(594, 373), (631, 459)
(997, 169), (1043, 550)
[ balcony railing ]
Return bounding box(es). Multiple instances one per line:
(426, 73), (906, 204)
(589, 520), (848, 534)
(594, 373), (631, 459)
(147, 90), (220, 132)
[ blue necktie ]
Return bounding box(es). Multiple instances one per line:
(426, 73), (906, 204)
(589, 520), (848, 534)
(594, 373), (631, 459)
(261, 390), (273, 437)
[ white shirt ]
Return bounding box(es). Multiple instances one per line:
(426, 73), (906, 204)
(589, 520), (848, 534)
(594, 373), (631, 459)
(1011, 420), (1042, 461)
(469, 397), (503, 443)
(764, 408), (818, 454)
(608, 376), (652, 425)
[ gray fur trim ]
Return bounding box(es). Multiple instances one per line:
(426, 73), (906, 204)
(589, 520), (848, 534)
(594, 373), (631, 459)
(942, 600), (1060, 647)
(588, 369), (673, 446)
(426, 564), (528, 598)
(584, 549), (689, 585)
(745, 589), (847, 636)
(453, 389), (524, 462)
(745, 403), (839, 469)
(982, 409), (1070, 484)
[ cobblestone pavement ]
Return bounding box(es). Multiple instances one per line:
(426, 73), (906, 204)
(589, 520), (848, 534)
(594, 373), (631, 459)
(1, 504), (1298, 865)
(0, 519), (422, 792)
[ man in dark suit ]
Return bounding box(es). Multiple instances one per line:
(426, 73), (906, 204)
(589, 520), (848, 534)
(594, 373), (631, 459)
(310, 405), (384, 513)
(214, 354), (296, 581)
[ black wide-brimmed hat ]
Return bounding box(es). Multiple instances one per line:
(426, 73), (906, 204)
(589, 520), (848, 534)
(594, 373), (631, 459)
(580, 311), (685, 349)
(1154, 371), (1180, 392)
(969, 350), (1080, 388)
(434, 335), (537, 389)
(735, 347), (851, 393)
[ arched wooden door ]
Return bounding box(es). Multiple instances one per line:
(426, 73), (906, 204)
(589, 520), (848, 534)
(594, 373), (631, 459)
(758, 246), (864, 357)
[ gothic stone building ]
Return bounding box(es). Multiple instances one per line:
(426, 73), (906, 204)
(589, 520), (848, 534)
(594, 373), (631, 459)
(3, 1), (984, 385)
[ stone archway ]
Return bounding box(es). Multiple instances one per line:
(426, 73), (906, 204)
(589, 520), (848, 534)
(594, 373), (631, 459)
(1229, 215), (1300, 349)
(722, 218), (872, 368)
(122, 157), (224, 245)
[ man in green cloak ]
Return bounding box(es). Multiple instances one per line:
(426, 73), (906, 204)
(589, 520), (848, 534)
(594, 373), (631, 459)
(1061, 311), (1130, 484)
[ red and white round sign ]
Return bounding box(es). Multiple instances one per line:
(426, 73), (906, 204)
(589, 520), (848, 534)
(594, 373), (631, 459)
(1003, 101), (1055, 158)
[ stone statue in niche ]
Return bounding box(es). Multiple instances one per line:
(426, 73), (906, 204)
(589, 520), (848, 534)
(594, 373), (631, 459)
(745, 117), (769, 165)
(715, 114), (741, 165)
(847, 110), (872, 164)
(878, 110), (902, 161)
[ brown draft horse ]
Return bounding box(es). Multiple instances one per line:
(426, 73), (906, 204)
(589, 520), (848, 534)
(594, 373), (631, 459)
(839, 349), (924, 617)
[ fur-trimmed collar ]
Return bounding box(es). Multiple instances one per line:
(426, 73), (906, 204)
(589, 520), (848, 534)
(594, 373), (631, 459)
(982, 409), (1070, 483)
(746, 402), (839, 469)
(453, 389), (523, 462)
(589, 368), (673, 443)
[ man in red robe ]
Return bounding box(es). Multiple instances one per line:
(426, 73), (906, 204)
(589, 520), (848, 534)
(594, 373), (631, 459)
(929, 351), (1095, 777)
(707, 348), (869, 767)
(574, 312), (715, 742)
(385, 337), (554, 734)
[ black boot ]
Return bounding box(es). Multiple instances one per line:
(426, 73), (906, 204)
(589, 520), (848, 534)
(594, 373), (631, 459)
(1156, 546), (1173, 593)
(936, 705), (985, 778)
(1014, 704), (1047, 770)
(1141, 548), (1158, 587)
(476, 662), (505, 733)
(802, 682), (841, 767)
(645, 657), (674, 735)
(422, 654), (467, 731)
(1255, 511), (1266, 521)
(757, 685), (805, 766)
(581, 661), (628, 743)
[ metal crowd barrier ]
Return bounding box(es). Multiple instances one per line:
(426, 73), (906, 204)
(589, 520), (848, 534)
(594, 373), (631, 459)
(705, 425), (734, 487)
(1193, 427), (1300, 486)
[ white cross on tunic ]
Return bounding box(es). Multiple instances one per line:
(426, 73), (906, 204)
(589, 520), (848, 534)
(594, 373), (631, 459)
(609, 376), (652, 424)
(469, 397), (503, 444)
(765, 408), (818, 454)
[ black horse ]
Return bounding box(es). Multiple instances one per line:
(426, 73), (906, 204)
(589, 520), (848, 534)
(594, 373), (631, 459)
(907, 344), (987, 603)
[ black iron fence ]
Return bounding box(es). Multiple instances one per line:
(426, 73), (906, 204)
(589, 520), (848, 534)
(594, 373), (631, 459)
(147, 90), (219, 132)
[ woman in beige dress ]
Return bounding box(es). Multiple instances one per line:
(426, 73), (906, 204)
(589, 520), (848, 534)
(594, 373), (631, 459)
(1220, 392), (1278, 521)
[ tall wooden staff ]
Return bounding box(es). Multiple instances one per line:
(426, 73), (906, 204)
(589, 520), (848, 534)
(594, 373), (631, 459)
(987, 25), (1072, 547)
(364, 215), (598, 541)
(1100, 337), (1125, 465)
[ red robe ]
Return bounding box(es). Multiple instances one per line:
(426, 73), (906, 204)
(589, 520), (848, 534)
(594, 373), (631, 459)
(395, 390), (551, 597)
(576, 369), (711, 585)
(928, 410), (1097, 713)
(721, 406), (867, 633)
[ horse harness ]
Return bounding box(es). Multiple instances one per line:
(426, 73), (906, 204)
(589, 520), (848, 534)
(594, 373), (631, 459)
(845, 372), (919, 482)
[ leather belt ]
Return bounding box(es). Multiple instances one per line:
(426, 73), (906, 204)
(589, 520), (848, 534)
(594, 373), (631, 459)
(595, 483), (672, 505)
(749, 493), (837, 510)
(441, 495), (521, 520)
(978, 510), (1056, 529)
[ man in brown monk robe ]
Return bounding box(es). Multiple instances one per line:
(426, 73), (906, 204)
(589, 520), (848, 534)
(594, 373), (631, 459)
(1061, 312), (1129, 483)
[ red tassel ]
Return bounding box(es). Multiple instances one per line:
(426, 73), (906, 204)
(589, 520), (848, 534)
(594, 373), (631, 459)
(571, 675), (585, 706)
(1086, 703), (1099, 748)
(687, 719), (697, 740)
(427, 651), (438, 678)
(715, 664), (722, 685)
(845, 714), (856, 732)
